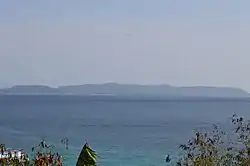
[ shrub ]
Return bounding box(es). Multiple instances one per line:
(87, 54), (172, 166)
(0, 139), (66, 166)
(176, 114), (250, 166)
(76, 142), (97, 166)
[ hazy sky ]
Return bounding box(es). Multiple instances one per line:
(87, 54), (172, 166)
(1, 1), (250, 90)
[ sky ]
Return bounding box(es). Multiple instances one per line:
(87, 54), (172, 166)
(1, 0), (250, 91)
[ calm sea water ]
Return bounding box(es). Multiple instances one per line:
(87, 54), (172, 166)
(0, 96), (250, 166)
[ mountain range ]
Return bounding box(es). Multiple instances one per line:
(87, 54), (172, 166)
(0, 83), (249, 98)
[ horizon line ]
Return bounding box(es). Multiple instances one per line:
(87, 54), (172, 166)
(1, 83), (248, 92)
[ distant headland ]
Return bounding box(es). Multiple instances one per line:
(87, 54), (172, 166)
(0, 83), (249, 98)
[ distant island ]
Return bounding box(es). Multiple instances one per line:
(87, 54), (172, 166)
(0, 83), (249, 98)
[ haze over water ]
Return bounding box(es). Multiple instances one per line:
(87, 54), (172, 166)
(1, 1), (250, 165)
(1, 1), (250, 91)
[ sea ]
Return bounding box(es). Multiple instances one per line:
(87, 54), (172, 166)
(0, 95), (250, 166)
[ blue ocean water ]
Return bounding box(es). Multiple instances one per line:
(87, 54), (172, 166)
(0, 96), (250, 166)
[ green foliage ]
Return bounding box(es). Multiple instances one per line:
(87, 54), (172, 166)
(176, 114), (250, 166)
(0, 139), (65, 166)
(76, 142), (97, 166)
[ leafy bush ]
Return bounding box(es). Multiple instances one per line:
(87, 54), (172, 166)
(176, 114), (250, 166)
(0, 139), (66, 166)
(30, 139), (63, 166)
(76, 142), (97, 166)
(0, 138), (97, 166)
